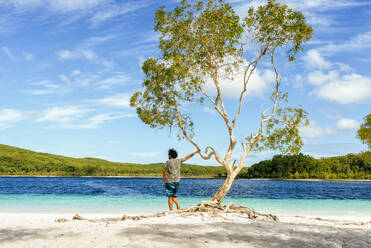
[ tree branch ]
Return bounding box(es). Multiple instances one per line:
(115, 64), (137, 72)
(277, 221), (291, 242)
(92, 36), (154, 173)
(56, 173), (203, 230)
(234, 48), (280, 175)
(224, 49), (267, 165)
(174, 105), (225, 165)
(232, 48), (267, 130)
(250, 47), (280, 148)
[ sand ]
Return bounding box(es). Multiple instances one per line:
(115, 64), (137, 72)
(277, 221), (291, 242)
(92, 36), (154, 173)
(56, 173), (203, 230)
(0, 212), (370, 248)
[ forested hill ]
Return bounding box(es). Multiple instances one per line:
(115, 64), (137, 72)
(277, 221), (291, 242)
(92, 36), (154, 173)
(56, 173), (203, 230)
(1, 144), (370, 179)
(0, 144), (229, 177)
(239, 152), (371, 180)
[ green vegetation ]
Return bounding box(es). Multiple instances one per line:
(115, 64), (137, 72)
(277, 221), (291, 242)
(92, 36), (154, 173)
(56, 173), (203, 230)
(239, 152), (371, 180)
(0, 144), (231, 177)
(1, 144), (370, 180)
(130, 0), (313, 202)
(357, 113), (371, 149)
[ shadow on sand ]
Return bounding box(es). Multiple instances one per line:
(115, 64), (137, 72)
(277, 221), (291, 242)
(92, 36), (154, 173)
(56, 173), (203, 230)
(117, 220), (370, 248)
(0, 227), (80, 245)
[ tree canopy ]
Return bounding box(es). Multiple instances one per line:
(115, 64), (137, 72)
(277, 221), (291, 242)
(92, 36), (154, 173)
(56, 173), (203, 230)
(357, 114), (371, 149)
(131, 0), (313, 202)
(240, 152), (371, 180)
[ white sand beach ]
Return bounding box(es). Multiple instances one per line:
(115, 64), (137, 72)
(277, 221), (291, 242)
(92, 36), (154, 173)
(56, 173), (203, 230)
(0, 212), (370, 248)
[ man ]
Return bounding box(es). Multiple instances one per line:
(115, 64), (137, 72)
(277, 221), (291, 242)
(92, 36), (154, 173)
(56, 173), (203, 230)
(162, 148), (200, 211)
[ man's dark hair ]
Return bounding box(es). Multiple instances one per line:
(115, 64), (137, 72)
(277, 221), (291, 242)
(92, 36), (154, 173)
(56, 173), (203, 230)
(168, 149), (178, 159)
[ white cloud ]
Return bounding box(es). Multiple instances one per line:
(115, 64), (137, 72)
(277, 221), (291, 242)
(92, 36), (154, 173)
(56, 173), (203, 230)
(62, 113), (128, 129)
(25, 80), (66, 95)
(59, 74), (71, 85)
(231, 0), (371, 30)
(0, 109), (24, 129)
(97, 74), (130, 89)
(293, 74), (304, 89)
(307, 70), (339, 86)
(25, 71), (131, 95)
(202, 106), (216, 115)
(48, 0), (108, 12)
(92, 94), (131, 108)
(300, 118), (361, 138)
(302, 142), (366, 158)
(70, 72), (130, 89)
(57, 49), (113, 67)
(37, 106), (91, 123)
(280, 0), (370, 11)
(319, 32), (371, 54)
(2, 46), (14, 59)
(23, 52), (34, 61)
(336, 118), (360, 131)
(2, 47), (34, 61)
(0, 1), (150, 33)
(58, 49), (98, 61)
(336, 63), (352, 72)
(81, 49), (97, 60)
(80, 35), (115, 48)
(71, 70), (81, 76)
(57, 50), (75, 60)
(58, 49), (97, 60)
(231, 0), (371, 12)
(133, 31), (161, 46)
(30, 80), (58, 88)
(35, 104), (132, 129)
(314, 73), (371, 104)
(304, 49), (331, 69)
(204, 58), (275, 98)
(0, 0), (108, 12)
(299, 120), (335, 138)
(89, 1), (150, 27)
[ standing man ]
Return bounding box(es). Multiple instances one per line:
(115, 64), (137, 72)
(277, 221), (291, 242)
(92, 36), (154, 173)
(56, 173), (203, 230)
(163, 148), (200, 211)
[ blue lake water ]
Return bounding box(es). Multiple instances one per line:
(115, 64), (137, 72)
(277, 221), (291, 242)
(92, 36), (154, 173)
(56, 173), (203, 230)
(0, 177), (370, 216)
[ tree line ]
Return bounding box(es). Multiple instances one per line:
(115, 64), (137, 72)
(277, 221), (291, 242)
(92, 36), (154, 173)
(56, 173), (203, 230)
(1, 144), (370, 179)
(239, 151), (371, 179)
(0, 144), (228, 177)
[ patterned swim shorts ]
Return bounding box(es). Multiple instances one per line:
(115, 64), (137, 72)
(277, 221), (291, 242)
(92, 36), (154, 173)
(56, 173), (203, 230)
(165, 182), (179, 197)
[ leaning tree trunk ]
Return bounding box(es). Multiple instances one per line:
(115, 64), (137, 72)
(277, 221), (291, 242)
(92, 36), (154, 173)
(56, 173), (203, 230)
(211, 173), (236, 203)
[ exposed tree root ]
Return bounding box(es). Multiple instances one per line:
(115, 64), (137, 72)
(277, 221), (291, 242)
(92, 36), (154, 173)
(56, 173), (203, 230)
(313, 217), (371, 226)
(175, 200), (279, 221)
(55, 200), (278, 223)
(72, 214), (96, 222)
(55, 202), (371, 227)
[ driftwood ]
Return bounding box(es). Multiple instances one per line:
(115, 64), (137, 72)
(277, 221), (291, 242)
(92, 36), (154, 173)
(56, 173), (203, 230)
(56, 201), (277, 223)
(66, 201), (277, 223)
(313, 217), (371, 226)
(120, 200), (272, 221)
(176, 200), (278, 221)
(55, 202), (371, 227)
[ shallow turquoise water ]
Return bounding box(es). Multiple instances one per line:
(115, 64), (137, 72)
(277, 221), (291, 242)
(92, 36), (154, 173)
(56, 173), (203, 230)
(1, 177), (370, 216)
(0, 194), (370, 217)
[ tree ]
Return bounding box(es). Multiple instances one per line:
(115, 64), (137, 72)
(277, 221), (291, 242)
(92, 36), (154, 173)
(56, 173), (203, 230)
(357, 114), (371, 149)
(130, 0), (313, 203)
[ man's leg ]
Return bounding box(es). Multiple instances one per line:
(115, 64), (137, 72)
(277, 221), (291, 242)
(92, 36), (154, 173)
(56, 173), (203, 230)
(172, 197), (180, 210)
(168, 197), (173, 211)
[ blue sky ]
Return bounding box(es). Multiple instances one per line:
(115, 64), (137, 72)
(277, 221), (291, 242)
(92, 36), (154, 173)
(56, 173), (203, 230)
(0, 0), (370, 166)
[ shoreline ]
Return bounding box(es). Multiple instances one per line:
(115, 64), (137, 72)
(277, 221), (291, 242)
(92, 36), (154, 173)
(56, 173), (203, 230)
(0, 211), (370, 222)
(0, 212), (369, 247)
(1, 175), (371, 181)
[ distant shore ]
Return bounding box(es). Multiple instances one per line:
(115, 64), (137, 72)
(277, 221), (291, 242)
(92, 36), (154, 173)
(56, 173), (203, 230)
(1, 175), (371, 181)
(247, 178), (371, 182)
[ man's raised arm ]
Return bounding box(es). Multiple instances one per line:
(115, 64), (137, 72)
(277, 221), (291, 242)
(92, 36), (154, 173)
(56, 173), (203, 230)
(181, 149), (200, 163)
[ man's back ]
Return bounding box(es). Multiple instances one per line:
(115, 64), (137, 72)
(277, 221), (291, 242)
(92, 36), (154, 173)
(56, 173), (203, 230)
(165, 159), (182, 183)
